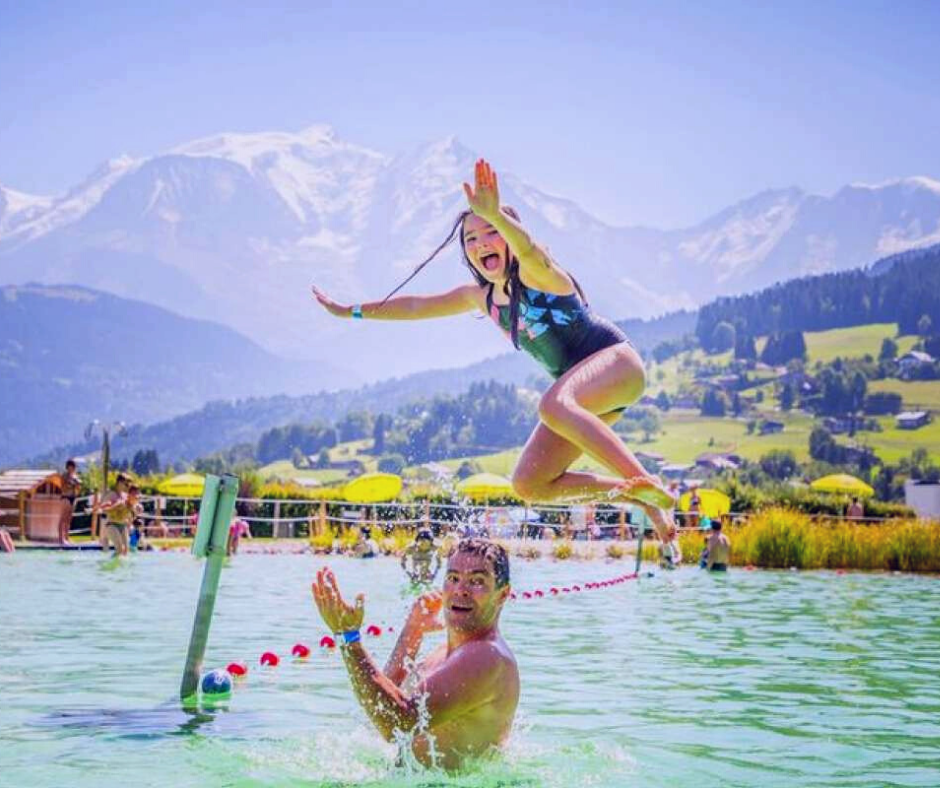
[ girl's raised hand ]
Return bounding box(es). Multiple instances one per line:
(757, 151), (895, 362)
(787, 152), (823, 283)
(311, 285), (351, 318)
(463, 158), (501, 221)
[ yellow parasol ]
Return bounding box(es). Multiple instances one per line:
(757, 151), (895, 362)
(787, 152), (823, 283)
(810, 474), (874, 497)
(678, 488), (731, 519)
(343, 472), (403, 503)
(157, 473), (206, 497)
(456, 473), (515, 502)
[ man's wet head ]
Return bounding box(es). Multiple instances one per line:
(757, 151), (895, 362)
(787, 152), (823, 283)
(442, 539), (510, 632)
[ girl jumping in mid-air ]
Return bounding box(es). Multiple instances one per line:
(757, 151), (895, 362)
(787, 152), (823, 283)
(312, 159), (676, 540)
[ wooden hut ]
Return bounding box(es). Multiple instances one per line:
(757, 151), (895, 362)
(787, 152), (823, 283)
(0, 469), (66, 542)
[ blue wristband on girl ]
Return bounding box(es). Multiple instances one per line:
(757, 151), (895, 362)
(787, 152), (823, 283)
(351, 305), (363, 319)
(340, 630), (361, 645)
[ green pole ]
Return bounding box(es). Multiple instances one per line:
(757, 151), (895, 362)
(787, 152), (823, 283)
(179, 473), (238, 701)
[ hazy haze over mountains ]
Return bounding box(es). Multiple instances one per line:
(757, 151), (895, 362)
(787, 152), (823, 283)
(2, 126), (939, 379)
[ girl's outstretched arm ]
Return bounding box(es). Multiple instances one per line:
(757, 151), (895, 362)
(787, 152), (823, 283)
(463, 158), (573, 294)
(311, 283), (482, 321)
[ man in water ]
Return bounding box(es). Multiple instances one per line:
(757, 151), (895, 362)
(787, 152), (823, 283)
(401, 529), (441, 584)
(706, 519), (731, 572)
(312, 538), (519, 771)
(349, 525), (380, 558)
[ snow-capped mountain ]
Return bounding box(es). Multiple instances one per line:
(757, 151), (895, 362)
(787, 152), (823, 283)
(2, 126), (939, 379)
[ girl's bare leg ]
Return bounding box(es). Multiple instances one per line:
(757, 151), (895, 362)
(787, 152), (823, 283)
(535, 343), (671, 507)
(510, 343), (675, 538)
(512, 413), (627, 500)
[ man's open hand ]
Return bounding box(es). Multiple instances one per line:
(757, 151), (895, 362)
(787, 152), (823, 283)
(406, 591), (444, 636)
(312, 567), (365, 633)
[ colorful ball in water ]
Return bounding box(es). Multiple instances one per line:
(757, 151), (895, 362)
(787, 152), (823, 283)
(201, 669), (233, 696)
(260, 651), (280, 667)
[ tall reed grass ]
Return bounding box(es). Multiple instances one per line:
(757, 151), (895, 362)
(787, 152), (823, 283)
(683, 507), (940, 571)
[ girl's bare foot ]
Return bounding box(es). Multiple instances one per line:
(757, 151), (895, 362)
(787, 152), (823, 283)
(607, 475), (675, 510)
(641, 503), (674, 543)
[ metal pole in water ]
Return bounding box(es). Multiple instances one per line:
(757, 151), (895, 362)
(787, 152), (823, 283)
(634, 514), (645, 577)
(179, 473), (238, 701)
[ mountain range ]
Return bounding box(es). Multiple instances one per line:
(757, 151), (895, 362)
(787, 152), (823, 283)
(0, 284), (351, 466)
(10, 288), (693, 468)
(3, 126), (940, 380)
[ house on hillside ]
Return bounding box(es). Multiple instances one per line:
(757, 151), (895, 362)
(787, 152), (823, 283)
(695, 452), (742, 472)
(776, 369), (818, 395)
(823, 416), (852, 435)
(635, 451), (665, 471)
(703, 374), (740, 392)
(896, 411), (930, 430)
(307, 457), (366, 476)
(660, 463), (695, 480)
(759, 420), (785, 435)
(898, 351), (935, 380)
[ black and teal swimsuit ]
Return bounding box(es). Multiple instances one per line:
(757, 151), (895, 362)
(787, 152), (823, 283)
(487, 284), (628, 379)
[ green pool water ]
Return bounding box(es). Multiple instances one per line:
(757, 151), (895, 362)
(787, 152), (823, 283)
(1, 552), (939, 787)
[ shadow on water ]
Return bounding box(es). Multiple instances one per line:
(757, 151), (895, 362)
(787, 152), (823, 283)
(35, 701), (254, 740)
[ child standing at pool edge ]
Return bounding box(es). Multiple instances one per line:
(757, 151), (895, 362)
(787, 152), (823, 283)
(312, 159), (677, 546)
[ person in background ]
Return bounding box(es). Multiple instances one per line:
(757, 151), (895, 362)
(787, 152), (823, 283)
(698, 516), (712, 568)
(350, 525), (380, 558)
(94, 478), (140, 557)
(846, 497), (865, 519)
(0, 527), (14, 553)
(61, 459), (82, 503)
(227, 516), (252, 556)
(706, 519), (731, 572)
(659, 523), (682, 569)
(687, 487), (702, 530)
(94, 474), (127, 550)
(58, 458), (82, 544)
(401, 529), (441, 585)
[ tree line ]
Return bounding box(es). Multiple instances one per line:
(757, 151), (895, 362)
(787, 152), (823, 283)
(696, 244), (940, 352)
(194, 380), (539, 473)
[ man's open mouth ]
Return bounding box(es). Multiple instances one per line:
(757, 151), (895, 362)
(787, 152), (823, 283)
(450, 603), (473, 612)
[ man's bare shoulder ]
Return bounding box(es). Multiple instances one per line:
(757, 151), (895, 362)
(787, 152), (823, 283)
(451, 637), (517, 675)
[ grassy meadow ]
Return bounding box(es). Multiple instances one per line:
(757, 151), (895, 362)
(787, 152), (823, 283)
(257, 322), (938, 490)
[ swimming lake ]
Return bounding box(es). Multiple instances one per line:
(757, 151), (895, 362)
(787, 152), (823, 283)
(1, 552), (939, 787)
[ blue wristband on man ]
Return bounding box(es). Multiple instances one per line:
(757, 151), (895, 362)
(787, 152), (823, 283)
(340, 629), (361, 645)
(351, 304), (363, 319)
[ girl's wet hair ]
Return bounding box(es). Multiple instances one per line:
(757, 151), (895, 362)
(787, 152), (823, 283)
(381, 208), (587, 352)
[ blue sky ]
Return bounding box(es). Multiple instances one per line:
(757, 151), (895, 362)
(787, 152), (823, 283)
(1, 0), (938, 228)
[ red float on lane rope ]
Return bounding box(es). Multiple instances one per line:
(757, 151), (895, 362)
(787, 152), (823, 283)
(319, 635), (336, 649)
(366, 625), (382, 637)
(292, 643), (311, 658)
(227, 662), (248, 677)
(260, 651), (280, 667)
